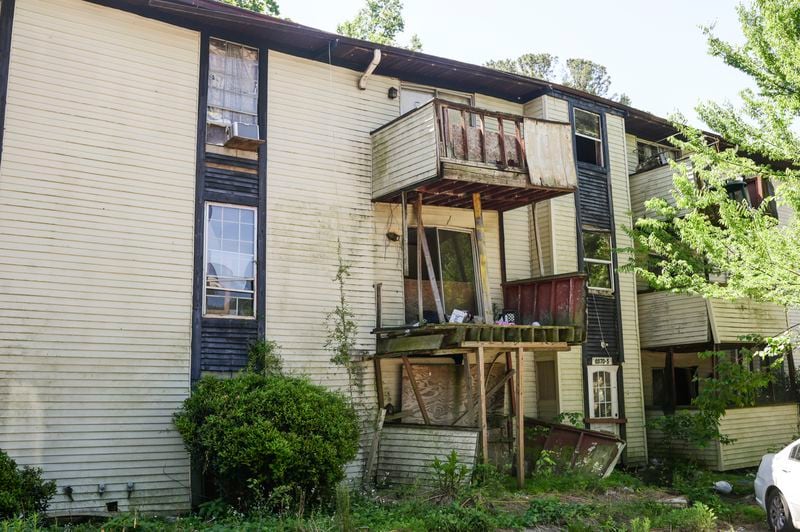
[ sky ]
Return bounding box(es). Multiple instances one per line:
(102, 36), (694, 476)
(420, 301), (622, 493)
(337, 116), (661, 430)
(280, 0), (753, 127)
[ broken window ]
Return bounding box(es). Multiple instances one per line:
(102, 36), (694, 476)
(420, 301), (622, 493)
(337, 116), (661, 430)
(204, 203), (256, 318)
(207, 38), (259, 145)
(583, 230), (613, 293)
(404, 228), (479, 323)
(574, 108), (603, 166)
(636, 141), (676, 172)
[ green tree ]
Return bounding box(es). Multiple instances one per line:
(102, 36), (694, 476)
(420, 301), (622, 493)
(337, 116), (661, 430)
(485, 54), (630, 104)
(221, 0), (279, 16)
(337, 0), (422, 51)
(562, 58), (611, 96)
(628, 0), (800, 309)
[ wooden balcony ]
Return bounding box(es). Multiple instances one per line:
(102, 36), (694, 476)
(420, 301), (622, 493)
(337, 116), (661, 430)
(637, 291), (788, 350)
(374, 273), (588, 356)
(372, 99), (577, 211)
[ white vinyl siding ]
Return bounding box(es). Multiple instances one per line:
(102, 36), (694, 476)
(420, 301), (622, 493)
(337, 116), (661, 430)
(0, 0), (198, 514)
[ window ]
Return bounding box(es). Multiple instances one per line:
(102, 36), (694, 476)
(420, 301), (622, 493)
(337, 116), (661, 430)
(790, 444), (800, 461)
(207, 38), (259, 145)
(574, 108), (603, 166)
(583, 231), (613, 292)
(636, 141), (675, 172)
(404, 228), (479, 323)
(204, 203), (256, 317)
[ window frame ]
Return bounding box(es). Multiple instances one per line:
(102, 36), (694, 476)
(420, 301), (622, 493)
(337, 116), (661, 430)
(206, 37), (260, 145)
(582, 229), (614, 294)
(404, 225), (483, 321)
(587, 365), (619, 420)
(202, 201), (258, 319)
(573, 108), (604, 167)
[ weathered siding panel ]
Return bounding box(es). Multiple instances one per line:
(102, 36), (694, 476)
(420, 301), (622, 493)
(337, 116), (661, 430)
(629, 161), (690, 220)
(718, 404), (800, 470)
(0, 0), (198, 513)
(503, 207), (532, 281)
(645, 410), (721, 468)
(371, 102), (438, 199)
(266, 51), (400, 473)
(637, 292), (711, 349)
(607, 114), (647, 464)
(707, 299), (788, 343)
(377, 425), (478, 486)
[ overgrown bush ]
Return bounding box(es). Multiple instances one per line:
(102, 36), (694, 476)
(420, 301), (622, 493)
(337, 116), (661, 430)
(430, 450), (469, 503)
(0, 449), (56, 519)
(173, 372), (359, 511)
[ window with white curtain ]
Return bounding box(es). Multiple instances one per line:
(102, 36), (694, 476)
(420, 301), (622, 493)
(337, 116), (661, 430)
(207, 38), (259, 145)
(204, 203), (256, 318)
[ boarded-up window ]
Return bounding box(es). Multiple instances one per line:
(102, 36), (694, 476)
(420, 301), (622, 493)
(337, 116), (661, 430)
(536, 360), (557, 401)
(207, 38), (259, 145)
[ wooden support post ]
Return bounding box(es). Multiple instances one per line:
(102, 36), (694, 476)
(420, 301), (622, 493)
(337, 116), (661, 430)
(419, 223), (446, 323)
(415, 194), (424, 323)
(363, 407), (386, 485)
(664, 349), (676, 415)
(473, 193), (494, 324)
(515, 346), (525, 488)
(787, 346), (798, 400)
(464, 354), (474, 423)
(504, 351), (516, 457)
(402, 355), (431, 424)
(401, 192), (408, 277)
(477, 346), (489, 463)
(374, 357), (385, 409)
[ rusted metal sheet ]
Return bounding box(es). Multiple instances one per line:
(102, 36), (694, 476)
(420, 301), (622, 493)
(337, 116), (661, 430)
(524, 418), (625, 478)
(503, 273), (587, 342)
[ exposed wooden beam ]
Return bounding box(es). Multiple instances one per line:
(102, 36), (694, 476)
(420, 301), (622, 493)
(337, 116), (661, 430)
(515, 346), (525, 488)
(374, 357), (385, 409)
(477, 346), (489, 463)
(402, 355), (431, 424)
(473, 193), (494, 324)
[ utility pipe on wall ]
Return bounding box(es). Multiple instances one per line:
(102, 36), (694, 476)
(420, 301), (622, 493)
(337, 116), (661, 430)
(358, 49), (381, 90)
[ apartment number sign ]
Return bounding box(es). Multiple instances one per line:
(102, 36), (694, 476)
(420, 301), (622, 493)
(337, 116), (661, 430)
(591, 357), (613, 366)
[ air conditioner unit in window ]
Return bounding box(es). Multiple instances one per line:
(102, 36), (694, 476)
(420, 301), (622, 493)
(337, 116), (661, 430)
(224, 121), (264, 151)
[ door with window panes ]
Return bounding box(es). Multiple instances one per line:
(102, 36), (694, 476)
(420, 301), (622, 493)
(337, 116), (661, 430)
(587, 365), (619, 435)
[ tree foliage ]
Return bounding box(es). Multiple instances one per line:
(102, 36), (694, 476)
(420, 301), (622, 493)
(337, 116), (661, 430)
(220, 0), (279, 16)
(484, 53), (630, 103)
(337, 0), (422, 51)
(627, 0), (800, 310)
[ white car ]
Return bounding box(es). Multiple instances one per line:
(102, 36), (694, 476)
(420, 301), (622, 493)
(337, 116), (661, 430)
(755, 438), (800, 531)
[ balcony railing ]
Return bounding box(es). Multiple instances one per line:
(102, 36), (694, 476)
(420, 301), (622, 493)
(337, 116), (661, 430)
(502, 273), (588, 342)
(371, 99), (577, 211)
(437, 100), (527, 171)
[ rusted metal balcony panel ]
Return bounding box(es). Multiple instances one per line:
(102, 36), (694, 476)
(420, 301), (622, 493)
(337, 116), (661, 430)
(503, 273), (588, 342)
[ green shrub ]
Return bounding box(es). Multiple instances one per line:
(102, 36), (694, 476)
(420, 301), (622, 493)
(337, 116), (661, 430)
(173, 372), (359, 511)
(0, 450), (56, 519)
(653, 502), (717, 532)
(430, 451), (469, 503)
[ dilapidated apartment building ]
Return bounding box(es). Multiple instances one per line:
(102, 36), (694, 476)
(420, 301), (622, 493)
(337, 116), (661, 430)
(0, 0), (796, 516)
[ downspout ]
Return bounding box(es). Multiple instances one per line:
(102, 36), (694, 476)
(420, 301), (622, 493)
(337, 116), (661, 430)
(358, 49), (381, 90)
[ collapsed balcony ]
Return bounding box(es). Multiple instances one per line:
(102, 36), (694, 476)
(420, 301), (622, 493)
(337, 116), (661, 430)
(371, 99), (578, 211)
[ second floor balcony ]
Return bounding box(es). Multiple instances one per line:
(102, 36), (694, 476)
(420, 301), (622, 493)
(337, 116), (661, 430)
(372, 99), (577, 211)
(637, 290), (788, 351)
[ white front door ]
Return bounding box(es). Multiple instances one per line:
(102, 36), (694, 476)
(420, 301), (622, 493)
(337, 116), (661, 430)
(587, 365), (619, 435)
